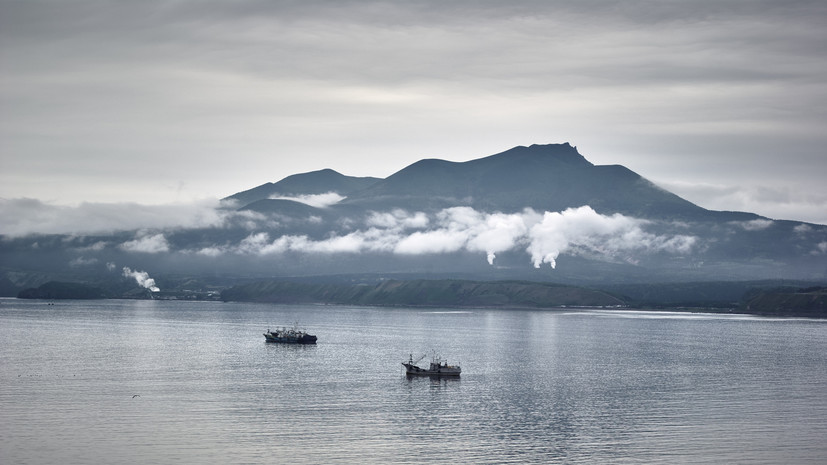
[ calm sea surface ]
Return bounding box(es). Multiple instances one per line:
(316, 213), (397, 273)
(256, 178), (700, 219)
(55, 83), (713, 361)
(2, 298), (826, 464)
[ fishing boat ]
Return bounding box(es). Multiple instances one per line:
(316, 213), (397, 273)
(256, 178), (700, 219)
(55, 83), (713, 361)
(402, 353), (461, 377)
(263, 325), (317, 344)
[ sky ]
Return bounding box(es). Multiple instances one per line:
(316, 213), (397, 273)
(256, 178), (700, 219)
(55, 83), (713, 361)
(2, 0), (826, 233)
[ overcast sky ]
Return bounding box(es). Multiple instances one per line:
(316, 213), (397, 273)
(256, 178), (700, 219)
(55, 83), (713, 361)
(2, 0), (826, 227)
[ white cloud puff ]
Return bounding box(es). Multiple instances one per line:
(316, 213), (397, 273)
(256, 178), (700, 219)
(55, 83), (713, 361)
(366, 209), (429, 229)
(119, 233), (170, 254)
(525, 206), (697, 268)
(270, 192), (346, 208)
(733, 219), (774, 231)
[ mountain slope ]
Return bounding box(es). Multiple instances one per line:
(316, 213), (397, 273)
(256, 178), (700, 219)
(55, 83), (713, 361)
(224, 144), (735, 221)
(225, 168), (381, 207)
(220, 279), (626, 308)
(330, 143), (709, 219)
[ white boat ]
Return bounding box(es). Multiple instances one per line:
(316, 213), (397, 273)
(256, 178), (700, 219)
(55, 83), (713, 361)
(402, 353), (461, 377)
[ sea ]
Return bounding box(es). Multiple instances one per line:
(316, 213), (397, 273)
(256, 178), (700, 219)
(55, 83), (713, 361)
(2, 298), (826, 464)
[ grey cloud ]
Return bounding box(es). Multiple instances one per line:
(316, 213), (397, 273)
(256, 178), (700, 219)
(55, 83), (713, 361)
(69, 256), (99, 267)
(662, 180), (827, 225)
(0, 198), (236, 236)
(119, 233), (170, 254)
(76, 241), (109, 252)
(5, 1), (823, 89)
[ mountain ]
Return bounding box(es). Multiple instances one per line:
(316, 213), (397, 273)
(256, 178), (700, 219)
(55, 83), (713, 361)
(17, 281), (106, 299)
(1, 143), (825, 299)
(229, 143), (757, 222)
(225, 168), (381, 207)
(339, 143), (709, 219)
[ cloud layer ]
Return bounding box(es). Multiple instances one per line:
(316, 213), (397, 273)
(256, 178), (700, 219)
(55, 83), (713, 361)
(204, 205), (697, 269)
(270, 192), (346, 208)
(0, 198), (229, 236)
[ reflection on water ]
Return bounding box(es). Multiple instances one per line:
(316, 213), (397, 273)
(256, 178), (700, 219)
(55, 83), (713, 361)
(404, 374), (462, 387)
(1, 299), (826, 464)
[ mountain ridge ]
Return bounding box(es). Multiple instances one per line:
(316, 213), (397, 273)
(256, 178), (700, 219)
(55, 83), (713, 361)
(226, 168), (381, 206)
(230, 143), (744, 222)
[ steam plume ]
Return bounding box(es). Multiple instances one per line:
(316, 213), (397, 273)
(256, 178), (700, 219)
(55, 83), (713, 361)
(122, 267), (160, 292)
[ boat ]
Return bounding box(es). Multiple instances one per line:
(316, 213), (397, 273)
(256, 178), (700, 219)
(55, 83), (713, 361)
(402, 353), (461, 377)
(263, 325), (317, 344)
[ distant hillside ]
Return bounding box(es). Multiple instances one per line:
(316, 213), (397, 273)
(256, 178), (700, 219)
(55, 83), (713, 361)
(221, 279), (626, 308)
(17, 281), (106, 299)
(740, 286), (827, 317)
(220, 277), (827, 317)
(225, 169), (381, 206)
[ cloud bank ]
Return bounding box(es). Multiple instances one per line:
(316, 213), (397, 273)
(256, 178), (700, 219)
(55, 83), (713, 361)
(0, 195), (717, 271)
(0, 198), (231, 236)
(220, 206), (697, 268)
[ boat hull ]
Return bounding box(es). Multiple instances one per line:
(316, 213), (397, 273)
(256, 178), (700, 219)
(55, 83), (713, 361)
(263, 332), (317, 344)
(402, 363), (461, 377)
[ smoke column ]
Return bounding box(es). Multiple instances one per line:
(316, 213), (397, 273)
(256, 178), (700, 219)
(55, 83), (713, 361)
(122, 267), (160, 292)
